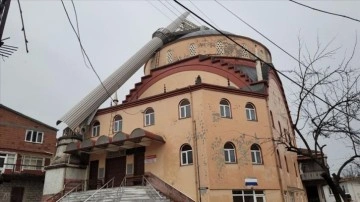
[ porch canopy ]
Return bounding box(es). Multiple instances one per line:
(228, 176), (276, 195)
(64, 128), (165, 154)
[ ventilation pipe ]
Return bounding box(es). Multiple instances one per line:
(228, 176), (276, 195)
(255, 47), (263, 81)
(58, 12), (190, 130)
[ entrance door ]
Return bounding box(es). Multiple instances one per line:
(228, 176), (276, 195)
(105, 156), (126, 187)
(88, 160), (99, 190)
(134, 151), (145, 176)
(10, 187), (24, 202)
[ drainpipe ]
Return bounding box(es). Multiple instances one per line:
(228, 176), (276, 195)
(188, 86), (201, 202)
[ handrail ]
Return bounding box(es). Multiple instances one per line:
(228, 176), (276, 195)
(116, 176), (127, 199)
(142, 175), (164, 199)
(56, 182), (84, 202)
(84, 177), (115, 202)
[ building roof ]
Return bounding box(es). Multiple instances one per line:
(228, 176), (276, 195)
(0, 104), (58, 131)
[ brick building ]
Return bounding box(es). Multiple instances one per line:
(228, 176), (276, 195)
(0, 104), (57, 202)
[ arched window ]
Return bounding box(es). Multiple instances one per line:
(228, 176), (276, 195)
(277, 149), (282, 168)
(220, 99), (231, 118)
(224, 142), (236, 163)
(285, 155), (289, 172)
(180, 144), (193, 165)
(144, 108), (155, 126)
(270, 111), (275, 128)
(113, 115), (122, 132)
(179, 99), (191, 119)
(92, 121), (100, 137)
(189, 43), (197, 56)
(245, 103), (257, 121)
(250, 144), (262, 164)
(278, 121), (282, 137)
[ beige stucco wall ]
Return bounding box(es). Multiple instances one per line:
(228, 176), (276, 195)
(139, 71), (237, 99)
(84, 86), (302, 201)
(267, 74), (305, 200)
(144, 35), (272, 75)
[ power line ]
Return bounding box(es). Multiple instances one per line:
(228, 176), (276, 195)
(289, 0), (360, 23)
(60, 0), (114, 102)
(70, 0), (90, 69)
(166, 0), (202, 25)
(214, 0), (308, 69)
(188, 0), (218, 28)
(17, 0), (29, 53)
(146, 0), (173, 21)
(158, 0), (178, 19)
(173, 0), (360, 122)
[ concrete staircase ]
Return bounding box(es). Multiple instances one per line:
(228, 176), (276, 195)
(58, 186), (170, 202)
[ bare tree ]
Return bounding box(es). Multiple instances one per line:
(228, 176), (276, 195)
(281, 36), (360, 202)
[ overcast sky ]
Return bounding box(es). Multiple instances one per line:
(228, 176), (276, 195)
(1, 1), (359, 174)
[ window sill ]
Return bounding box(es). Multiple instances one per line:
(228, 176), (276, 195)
(144, 124), (154, 127)
(179, 116), (191, 120)
(221, 116), (232, 119)
(225, 162), (237, 164)
(24, 141), (43, 144)
(247, 119), (258, 122)
(252, 163), (264, 165)
(180, 163), (193, 167)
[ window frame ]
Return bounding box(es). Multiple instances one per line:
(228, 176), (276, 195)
(91, 121), (100, 137)
(220, 99), (231, 118)
(179, 99), (191, 119)
(144, 108), (155, 126)
(180, 144), (193, 166)
(232, 190), (265, 202)
(224, 142), (237, 163)
(245, 103), (257, 121)
(113, 115), (123, 133)
(24, 130), (44, 144)
(21, 156), (44, 171)
(251, 144), (263, 165)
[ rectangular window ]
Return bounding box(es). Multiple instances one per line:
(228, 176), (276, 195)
(145, 113), (155, 126)
(126, 164), (134, 175)
(25, 130), (43, 143)
(224, 149), (236, 163)
(180, 105), (191, 118)
(5, 154), (16, 170)
(233, 190), (265, 202)
(22, 156), (44, 171)
(114, 120), (122, 132)
(181, 150), (193, 165)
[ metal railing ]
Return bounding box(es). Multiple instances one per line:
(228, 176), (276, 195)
(83, 177), (115, 202)
(2, 163), (45, 173)
(56, 182), (84, 202)
(116, 177), (127, 199)
(142, 175), (164, 199)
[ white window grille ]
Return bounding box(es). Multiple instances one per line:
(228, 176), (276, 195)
(224, 142), (236, 163)
(216, 41), (224, 55)
(92, 121), (100, 137)
(245, 103), (257, 121)
(167, 50), (173, 64)
(179, 99), (191, 119)
(241, 44), (249, 58)
(113, 115), (122, 132)
(189, 43), (197, 56)
(22, 156), (44, 171)
(144, 108), (155, 126)
(251, 144), (262, 164)
(180, 144), (193, 165)
(25, 130), (43, 143)
(220, 99), (231, 118)
(232, 190), (265, 202)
